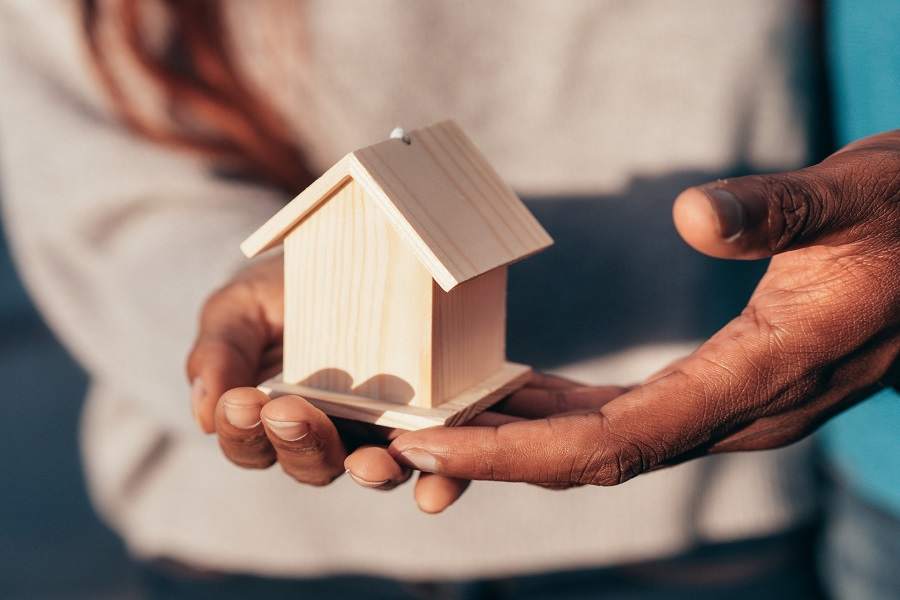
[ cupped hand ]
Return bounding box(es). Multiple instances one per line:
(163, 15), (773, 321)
(184, 253), (541, 511)
(185, 262), (626, 512)
(387, 130), (900, 487)
(185, 256), (422, 491)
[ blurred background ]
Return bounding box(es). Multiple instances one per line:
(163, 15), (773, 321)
(0, 218), (137, 597)
(1, 1), (898, 599)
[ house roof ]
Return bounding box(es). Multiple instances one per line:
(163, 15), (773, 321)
(240, 120), (553, 291)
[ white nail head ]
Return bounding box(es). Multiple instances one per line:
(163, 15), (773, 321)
(389, 126), (411, 144)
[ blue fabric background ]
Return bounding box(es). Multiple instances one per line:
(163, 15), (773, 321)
(822, 0), (900, 513)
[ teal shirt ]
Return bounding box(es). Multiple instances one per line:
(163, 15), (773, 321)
(822, 0), (900, 513)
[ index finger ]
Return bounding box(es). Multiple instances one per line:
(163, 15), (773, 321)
(186, 283), (270, 433)
(386, 314), (788, 485)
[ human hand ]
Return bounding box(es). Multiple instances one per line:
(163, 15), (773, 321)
(185, 253), (514, 509)
(387, 130), (900, 487)
(185, 255), (409, 488)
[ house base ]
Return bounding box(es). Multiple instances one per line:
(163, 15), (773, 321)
(258, 362), (532, 431)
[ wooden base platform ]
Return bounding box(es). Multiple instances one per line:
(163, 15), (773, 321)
(258, 362), (531, 430)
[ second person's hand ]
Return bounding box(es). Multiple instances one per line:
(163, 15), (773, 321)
(386, 131), (900, 489)
(185, 253), (494, 511)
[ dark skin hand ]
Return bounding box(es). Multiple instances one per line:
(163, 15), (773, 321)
(188, 130), (899, 512)
(187, 261), (624, 510)
(186, 257), (419, 491)
(388, 130), (900, 489)
(186, 254), (590, 510)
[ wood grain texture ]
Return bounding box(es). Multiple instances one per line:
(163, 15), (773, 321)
(282, 179), (434, 406)
(243, 119), (550, 423)
(259, 362), (531, 430)
(431, 268), (506, 404)
(241, 155), (354, 258)
(241, 120), (553, 292)
(352, 120), (553, 291)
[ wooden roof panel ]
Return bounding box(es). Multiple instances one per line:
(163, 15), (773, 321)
(241, 120), (552, 291)
(351, 120), (552, 290)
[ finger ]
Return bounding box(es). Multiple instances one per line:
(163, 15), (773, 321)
(414, 473), (470, 514)
(673, 166), (853, 261)
(525, 372), (584, 390)
(260, 394), (347, 486)
(388, 304), (849, 485)
(344, 446), (411, 490)
(389, 412), (618, 485)
(343, 411), (517, 488)
(214, 387), (275, 469)
(496, 384), (629, 419)
(708, 327), (900, 454)
(186, 283), (271, 433)
(675, 131), (900, 260)
(407, 418), (499, 512)
(389, 374), (737, 487)
(344, 411), (515, 511)
(469, 411), (522, 426)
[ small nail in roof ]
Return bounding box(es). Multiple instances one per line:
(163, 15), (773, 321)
(241, 120), (553, 291)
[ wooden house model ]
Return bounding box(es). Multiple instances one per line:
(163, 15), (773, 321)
(241, 120), (552, 429)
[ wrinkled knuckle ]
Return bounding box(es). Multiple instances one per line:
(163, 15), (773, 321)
(738, 303), (785, 344)
(572, 416), (656, 486)
(551, 416), (601, 485)
(586, 453), (636, 487)
(739, 302), (769, 331)
(482, 426), (514, 481)
(764, 174), (831, 252)
(584, 462), (621, 487)
(219, 427), (269, 450)
(277, 436), (327, 457)
(602, 440), (655, 485)
(218, 432), (275, 469)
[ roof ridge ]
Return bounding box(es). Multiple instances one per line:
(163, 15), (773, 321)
(241, 120), (553, 291)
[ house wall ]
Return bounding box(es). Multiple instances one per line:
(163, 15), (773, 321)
(283, 179), (434, 406)
(431, 267), (507, 404)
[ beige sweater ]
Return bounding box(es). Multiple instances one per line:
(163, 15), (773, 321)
(0, 0), (818, 579)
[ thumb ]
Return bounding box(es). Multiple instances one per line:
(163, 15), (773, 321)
(186, 284), (271, 433)
(673, 168), (849, 260)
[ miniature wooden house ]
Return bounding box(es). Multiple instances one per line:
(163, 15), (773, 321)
(242, 120), (552, 429)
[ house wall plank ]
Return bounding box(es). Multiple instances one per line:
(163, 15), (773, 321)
(283, 180), (434, 406)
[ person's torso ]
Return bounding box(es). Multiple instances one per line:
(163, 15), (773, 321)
(230, 0), (818, 372)
(90, 0), (823, 577)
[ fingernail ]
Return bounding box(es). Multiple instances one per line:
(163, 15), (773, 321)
(346, 470), (391, 489)
(222, 400), (262, 429)
(706, 188), (745, 241)
(398, 448), (440, 473)
(263, 418), (310, 442)
(191, 378), (205, 426)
